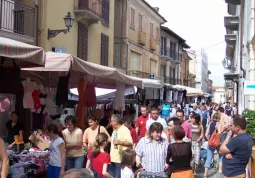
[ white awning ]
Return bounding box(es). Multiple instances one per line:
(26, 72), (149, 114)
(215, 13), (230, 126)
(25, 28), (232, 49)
(0, 37), (45, 67)
(173, 85), (204, 96)
(22, 52), (163, 89)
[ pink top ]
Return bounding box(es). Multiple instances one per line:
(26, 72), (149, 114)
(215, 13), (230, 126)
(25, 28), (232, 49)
(181, 120), (192, 138)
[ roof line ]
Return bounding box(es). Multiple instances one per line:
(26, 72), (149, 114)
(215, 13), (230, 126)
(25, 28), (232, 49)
(141, 0), (167, 23)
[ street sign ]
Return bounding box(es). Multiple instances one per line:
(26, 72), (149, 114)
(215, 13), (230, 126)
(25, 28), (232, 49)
(244, 81), (255, 95)
(149, 73), (155, 79)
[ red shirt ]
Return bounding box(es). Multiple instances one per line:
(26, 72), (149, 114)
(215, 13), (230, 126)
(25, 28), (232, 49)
(135, 115), (149, 137)
(130, 127), (138, 143)
(87, 152), (111, 178)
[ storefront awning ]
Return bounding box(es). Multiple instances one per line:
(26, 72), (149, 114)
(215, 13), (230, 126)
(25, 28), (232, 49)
(173, 85), (204, 96)
(0, 37), (45, 67)
(22, 52), (163, 89)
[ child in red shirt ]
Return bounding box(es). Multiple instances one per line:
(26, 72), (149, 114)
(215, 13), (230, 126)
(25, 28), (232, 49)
(123, 116), (138, 148)
(86, 133), (113, 178)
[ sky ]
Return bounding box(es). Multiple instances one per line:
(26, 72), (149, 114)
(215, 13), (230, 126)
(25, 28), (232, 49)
(145, 0), (229, 86)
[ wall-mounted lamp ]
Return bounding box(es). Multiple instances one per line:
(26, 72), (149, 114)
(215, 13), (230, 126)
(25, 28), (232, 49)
(48, 12), (74, 39)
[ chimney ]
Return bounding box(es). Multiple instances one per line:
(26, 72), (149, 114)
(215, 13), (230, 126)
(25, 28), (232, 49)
(154, 7), (159, 12)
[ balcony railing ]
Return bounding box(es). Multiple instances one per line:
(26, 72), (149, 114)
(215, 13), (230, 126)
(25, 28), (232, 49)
(128, 70), (164, 83)
(165, 77), (180, 85)
(0, 0), (36, 38)
(74, 0), (102, 18)
(160, 47), (179, 61)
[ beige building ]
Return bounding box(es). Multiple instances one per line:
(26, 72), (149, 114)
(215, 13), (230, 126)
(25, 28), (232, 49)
(114, 0), (166, 78)
(38, 0), (114, 66)
(181, 50), (191, 87)
(187, 50), (197, 88)
(0, 0), (37, 44)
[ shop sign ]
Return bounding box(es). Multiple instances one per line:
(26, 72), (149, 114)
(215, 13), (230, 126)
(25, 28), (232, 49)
(244, 81), (255, 95)
(149, 73), (155, 79)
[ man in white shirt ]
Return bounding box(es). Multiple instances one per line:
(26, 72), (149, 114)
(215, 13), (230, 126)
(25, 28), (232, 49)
(146, 107), (168, 139)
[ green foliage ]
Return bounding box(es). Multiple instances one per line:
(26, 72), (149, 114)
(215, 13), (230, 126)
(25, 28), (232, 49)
(242, 109), (255, 138)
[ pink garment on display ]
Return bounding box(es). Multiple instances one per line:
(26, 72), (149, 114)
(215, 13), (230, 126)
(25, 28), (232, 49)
(23, 82), (34, 109)
(83, 84), (96, 107)
(32, 90), (41, 111)
(0, 98), (10, 112)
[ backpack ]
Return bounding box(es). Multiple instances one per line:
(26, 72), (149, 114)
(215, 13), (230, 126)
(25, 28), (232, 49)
(90, 153), (102, 178)
(208, 130), (221, 148)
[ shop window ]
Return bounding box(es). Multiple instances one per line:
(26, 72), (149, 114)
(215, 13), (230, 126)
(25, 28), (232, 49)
(130, 7), (135, 29)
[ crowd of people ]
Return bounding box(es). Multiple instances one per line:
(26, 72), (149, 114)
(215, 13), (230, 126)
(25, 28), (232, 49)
(0, 101), (253, 178)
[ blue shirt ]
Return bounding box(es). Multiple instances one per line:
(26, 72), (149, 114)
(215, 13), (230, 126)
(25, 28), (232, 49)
(161, 104), (170, 116)
(223, 133), (253, 177)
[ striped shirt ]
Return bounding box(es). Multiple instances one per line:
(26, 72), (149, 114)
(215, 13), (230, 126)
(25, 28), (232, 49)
(135, 136), (168, 173)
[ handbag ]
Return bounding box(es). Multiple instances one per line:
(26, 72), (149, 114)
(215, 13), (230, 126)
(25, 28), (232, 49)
(90, 153), (101, 178)
(208, 130), (221, 148)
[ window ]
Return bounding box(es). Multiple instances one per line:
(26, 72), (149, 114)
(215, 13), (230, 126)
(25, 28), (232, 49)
(102, 0), (109, 25)
(131, 51), (141, 71)
(130, 7), (135, 29)
(150, 22), (153, 37)
(77, 23), (88, 61)
(170, 41), (173, 58)
(139, 13), (142, 31)
(156, 27), (160, 42)
(101, 33), (109, 66)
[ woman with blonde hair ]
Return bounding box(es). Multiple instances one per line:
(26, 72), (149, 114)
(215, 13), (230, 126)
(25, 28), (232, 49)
(204, 113), (221, 178)
(86, 133), (113, 178)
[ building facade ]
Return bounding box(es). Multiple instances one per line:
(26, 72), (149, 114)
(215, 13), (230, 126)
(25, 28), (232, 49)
(38, 0), (114, 66)
(160, 26), (189, 85)
(213, 86), (226, 104)
(181, 50), (191, 87)
(187, 50), (196, 88)
(223, 0), (255, 112)
(195, 48), (209, 93)
(0, 0), (37, 44)
(114, 0), (166, 78)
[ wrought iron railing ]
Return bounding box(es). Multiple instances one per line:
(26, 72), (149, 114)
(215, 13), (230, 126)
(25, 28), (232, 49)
(74, 0), (102, 18)
(165, 77), (180, 85)
(0, 0), (36, 37)
(160, 47), (179, 61)
(128, 70), (164, 83)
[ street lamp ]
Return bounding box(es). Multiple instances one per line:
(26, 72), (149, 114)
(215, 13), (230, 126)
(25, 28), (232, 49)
(48, 12), (74, 39)
(222, 57), (231, 69)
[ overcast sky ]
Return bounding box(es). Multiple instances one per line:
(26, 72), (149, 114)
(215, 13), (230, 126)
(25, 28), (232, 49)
(145, 0), (228, 86)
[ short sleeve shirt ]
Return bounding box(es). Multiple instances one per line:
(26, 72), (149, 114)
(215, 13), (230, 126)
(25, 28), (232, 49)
(135, 115), (149, 137)
(6, 121), (23, 144)
(146, 117), (168, 131)
(130, 127), (138, 144)
(49, 137), (64, 167)
(87, 152), (111, 178)
(222, 133), (253, 177)
(110, 125), (133, 163)
(181, 121), (192, 138)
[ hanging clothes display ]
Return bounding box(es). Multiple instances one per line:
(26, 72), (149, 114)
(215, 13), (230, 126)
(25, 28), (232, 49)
(32, 89), (41, 112)
(153, 89), (159, 99)
(45, 88), (57, 116)
(145, 88), (153, 100)
(22, 78), (34, 109)
(56, 72), (70, 106)
(38, 85), (46, 114)
(173, 90), (178, 102)
(83, 84), (96, 107)
(114, 82), (125, 111)
(166, 90), (173, 103)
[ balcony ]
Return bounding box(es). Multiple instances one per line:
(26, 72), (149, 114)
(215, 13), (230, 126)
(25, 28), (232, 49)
(225, 34), (237, 46)
(225, 0), (240, 5)
(224, 16), (239, 31)
(150, 37), (156, 51)
(128, 70), (165, 83)
(225, 44), (234, 58)
(138, 31), (147, 46)
(0, 0), (36, 43)
(74, 0), (102, 25)
(227, 3), (236, 15)
(165, 77), (180, 85)
(160, 47), (180, 64)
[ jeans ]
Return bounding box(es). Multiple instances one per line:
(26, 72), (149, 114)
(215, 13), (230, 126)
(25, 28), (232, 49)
(204, 146), (215, 168)
(66, 155), (84, 170)
(108, 162), (121, 178)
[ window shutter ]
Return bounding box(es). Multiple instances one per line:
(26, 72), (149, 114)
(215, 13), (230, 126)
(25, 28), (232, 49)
(77, 23), (88, 61)
(102, 0), (109, 25)
(101, 34), (109, 66)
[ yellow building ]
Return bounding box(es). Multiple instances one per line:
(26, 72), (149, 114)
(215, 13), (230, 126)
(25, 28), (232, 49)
(181, 50), (191, 87)
(114, 0), (166, 77)
(38, 0), (114, 66)
(0, 0), (37, 44)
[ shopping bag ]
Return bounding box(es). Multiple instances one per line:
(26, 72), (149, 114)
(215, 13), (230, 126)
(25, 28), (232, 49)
(208, 130), (221, 148)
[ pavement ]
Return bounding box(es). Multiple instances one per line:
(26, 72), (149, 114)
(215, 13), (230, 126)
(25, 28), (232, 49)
(196, 167), (224, 178)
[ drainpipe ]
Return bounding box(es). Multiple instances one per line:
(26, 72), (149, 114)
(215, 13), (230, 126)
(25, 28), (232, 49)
(35, 4), (39, 46)
(240, 0), (246, 78)
(119, 0), (124, 71)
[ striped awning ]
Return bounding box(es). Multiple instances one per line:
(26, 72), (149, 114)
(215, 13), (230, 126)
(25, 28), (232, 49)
(0, 37), (45, 67)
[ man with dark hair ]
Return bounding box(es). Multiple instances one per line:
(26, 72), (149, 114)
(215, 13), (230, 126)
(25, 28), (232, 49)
(176, 109), (192, 142)
(60, 168), (93, 178)
(145, 107), (168, 139)
(219, 116), (253, 178)
(225, 102), (233, 118)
